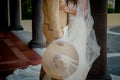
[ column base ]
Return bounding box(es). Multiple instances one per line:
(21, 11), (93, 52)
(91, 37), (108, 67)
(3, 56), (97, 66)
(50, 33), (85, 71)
(28, 40), (46, 48)
(9, 25), (23, 31)
(87, 74), (112, 80)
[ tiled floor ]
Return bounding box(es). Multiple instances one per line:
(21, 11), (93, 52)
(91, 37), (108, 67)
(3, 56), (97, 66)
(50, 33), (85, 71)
(0, 25), (120, 80)
(0, 32), (42, 79)
(11, 26), (120, 80)
(107, 26), (120, 80)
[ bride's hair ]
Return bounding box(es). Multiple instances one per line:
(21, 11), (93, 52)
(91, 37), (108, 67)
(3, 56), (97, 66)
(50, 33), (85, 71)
(67, 0), (77, 6)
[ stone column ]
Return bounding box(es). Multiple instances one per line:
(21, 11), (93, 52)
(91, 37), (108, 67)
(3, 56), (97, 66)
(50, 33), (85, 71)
(0, 0), (8, 31)
(28, 0), (46, 48)
(87, 0), (111, 80)
(115, 0), (120, 12)
(9, 0), (23, 31)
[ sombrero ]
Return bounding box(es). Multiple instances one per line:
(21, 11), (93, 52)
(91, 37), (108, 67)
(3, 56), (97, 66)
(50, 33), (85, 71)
(42, 40), (79, 79)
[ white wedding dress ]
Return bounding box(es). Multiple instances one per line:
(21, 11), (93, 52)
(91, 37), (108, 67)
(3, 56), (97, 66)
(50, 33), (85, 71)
(62, 0), (101, 80)
(6, 0), (100, 80)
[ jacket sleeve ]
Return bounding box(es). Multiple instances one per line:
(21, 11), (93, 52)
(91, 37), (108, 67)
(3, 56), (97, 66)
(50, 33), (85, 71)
(46, 0), (63, 38)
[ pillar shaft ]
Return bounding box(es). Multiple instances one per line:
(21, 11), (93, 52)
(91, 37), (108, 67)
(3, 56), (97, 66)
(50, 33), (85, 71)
(87, 0), (111, 80)
(0, 0), (8, 31)
(28, 0), (46, 48)
(9, 0), (23, 31)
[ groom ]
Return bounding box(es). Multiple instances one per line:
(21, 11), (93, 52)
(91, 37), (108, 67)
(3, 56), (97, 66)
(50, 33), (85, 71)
(40, 0), (67, 80)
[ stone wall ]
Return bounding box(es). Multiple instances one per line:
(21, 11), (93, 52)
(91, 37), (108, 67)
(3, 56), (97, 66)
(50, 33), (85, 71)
(107, 13), (120, 27)
(21, 20), (32, 32)
(21, 13), (120, 32)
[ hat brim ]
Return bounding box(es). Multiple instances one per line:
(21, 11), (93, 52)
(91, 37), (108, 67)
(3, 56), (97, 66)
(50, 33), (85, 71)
(42, 41), (79, 79)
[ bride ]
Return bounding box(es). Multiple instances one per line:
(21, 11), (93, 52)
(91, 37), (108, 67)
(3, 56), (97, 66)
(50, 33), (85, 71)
(6, 0), (100, 80)
(58, 0), (101, 80)
(61, 0), (101, 63)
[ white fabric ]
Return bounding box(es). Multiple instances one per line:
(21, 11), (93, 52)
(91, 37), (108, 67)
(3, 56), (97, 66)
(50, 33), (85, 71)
(67, 3), (76, 30)
(6, 65), (41, 80)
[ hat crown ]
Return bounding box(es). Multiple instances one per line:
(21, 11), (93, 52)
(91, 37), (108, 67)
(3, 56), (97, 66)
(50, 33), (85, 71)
(42, 41), (79, 79)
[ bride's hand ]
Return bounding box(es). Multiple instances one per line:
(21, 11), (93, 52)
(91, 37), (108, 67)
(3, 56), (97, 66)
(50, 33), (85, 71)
(60, 4), (69, 13)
